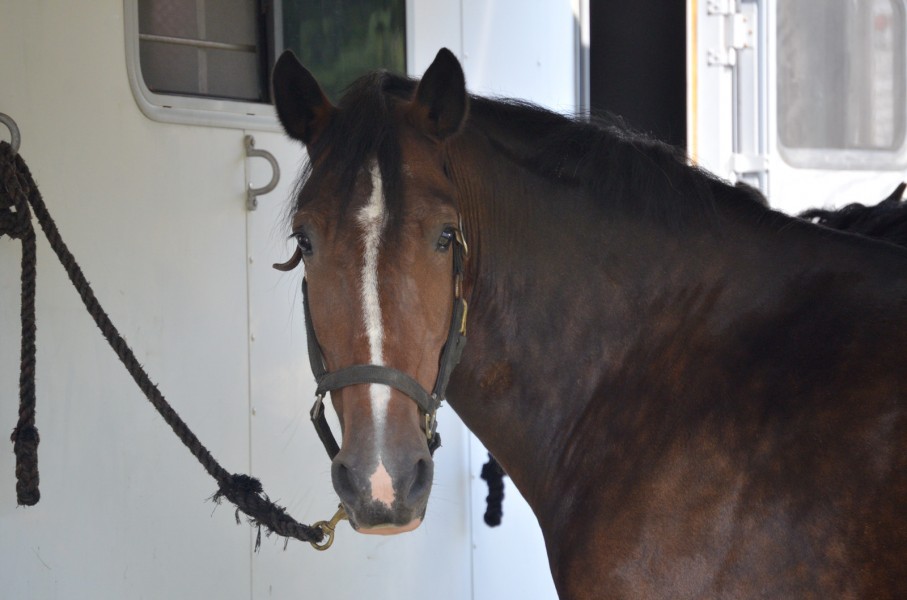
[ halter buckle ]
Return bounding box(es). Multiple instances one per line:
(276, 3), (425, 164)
(424, 407), (438, 441)
(310, 393), (325, 420)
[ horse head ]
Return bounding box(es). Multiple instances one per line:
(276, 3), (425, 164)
(271, 49), (469, 534)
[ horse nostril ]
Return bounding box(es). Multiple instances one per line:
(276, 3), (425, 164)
(332, 461), (358, 504)
(405, 458), (433, 505)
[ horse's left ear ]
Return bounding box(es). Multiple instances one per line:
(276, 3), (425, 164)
(410, 48), (468, 140)
(271, 50), (336, 145)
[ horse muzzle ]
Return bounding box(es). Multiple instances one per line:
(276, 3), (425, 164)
(331, 449), (433, 534)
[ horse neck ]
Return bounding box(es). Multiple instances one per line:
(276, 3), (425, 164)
(443, 134), (903, 528)
(443, 135), (697, 509)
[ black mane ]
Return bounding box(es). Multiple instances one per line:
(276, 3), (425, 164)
(292, 71), (411, 224)
(799, 183), (907, 248)
(296, 70), (764, 228)
(462, 96), (746, 225)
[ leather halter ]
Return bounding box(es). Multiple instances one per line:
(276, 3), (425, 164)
(303, 228), (469, 460)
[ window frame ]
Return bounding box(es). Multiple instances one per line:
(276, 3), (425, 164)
(124, 0), (414, 130)
(776, 0), (907, 171)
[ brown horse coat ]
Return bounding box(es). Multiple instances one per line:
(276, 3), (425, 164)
(272, 49), (907, 599)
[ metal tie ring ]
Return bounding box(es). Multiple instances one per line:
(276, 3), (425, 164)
(0, 113), (21, 155)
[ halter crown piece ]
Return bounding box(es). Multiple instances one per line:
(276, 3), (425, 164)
(303, 227), (469, 459)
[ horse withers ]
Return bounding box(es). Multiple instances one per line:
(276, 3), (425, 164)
(271, 48), (907, 599)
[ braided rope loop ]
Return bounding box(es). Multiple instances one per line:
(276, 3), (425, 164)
(0, 141), (327, 545)
(1, 142), (39, 506)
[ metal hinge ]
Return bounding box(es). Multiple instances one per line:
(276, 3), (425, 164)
(706, 0), (735, 15)
(707, 1), (756, 67)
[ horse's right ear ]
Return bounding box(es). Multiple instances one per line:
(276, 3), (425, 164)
(410, 48), (468, 140)
(271, 51), (335, 145)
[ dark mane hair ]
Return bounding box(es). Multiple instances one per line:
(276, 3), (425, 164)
(292, 71), (412, 225)
(294, 70), (762, 229)
(462, 96), (741, 225)
(799, 183), (907, 248)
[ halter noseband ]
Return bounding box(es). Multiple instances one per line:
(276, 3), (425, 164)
(303, 228), (468, 459)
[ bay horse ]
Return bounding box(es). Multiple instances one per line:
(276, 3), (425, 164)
(271, 48), (907, 599)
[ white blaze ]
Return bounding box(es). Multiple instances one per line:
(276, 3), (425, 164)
(357, 163), (394, 505)
(357, 164), (387, 372)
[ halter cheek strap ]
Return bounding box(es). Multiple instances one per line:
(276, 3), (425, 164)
(303, 231), (468, 460)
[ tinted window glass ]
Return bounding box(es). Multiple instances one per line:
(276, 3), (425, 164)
(281, 0), (406, 102)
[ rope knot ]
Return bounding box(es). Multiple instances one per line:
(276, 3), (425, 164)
(10, 424), (40, 506)
(214, 473), (265, 504)
(0, 206), (31, 239)
(1, 145), (33, 240)
(480, 453), (506, 527)
(10, 424), (39, 445)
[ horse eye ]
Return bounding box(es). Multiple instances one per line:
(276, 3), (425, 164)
(294, 231), (313, 255)
(437, 228), (455, 252)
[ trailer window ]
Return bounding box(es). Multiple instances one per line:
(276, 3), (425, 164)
(777, 0), (907, 169)
(138, 0), (266, 102)
(126, 0), (407, 129)
(281, 0), (406, 103)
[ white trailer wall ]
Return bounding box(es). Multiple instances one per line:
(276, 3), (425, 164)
(1, 1), (574, 598)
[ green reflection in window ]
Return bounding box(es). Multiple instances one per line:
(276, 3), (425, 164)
(282, 0), (406, 103)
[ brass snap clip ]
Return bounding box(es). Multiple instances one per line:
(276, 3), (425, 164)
(309, 504), (348, 551)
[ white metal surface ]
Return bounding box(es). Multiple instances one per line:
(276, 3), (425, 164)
(0, 3), (252, 597)
(461, 0), (578, 113)
(1, 1), (572, 598)
(764, 0), (907, 213)
(691, 0), (907, 213)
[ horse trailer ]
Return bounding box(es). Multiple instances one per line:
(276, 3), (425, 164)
(2, 1), (905, 598)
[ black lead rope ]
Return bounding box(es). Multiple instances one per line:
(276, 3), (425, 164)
(0, 141), (330, 548)
(1, 142), (38, 507)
